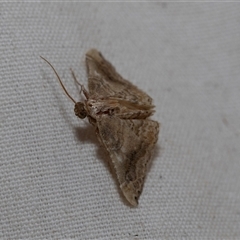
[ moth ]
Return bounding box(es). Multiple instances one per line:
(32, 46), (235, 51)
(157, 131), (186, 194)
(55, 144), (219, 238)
(41, 49), (160, 206)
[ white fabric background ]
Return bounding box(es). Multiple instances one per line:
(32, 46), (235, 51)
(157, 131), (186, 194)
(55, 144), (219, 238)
(1, 3), (240, 239)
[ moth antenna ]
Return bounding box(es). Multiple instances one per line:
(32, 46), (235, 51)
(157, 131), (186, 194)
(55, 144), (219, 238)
(70, 68), (89, 99)
(70, 68), (82, 86)
(40, 56), (76, 104)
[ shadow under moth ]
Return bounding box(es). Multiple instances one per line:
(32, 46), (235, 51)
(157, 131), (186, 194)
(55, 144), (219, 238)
(41, 49), (160, 206)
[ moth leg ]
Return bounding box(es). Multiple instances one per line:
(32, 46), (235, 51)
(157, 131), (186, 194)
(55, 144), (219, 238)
(70, 68), (89, 99)
(87, 115), (96, 126)
(95, 127), (104, 147)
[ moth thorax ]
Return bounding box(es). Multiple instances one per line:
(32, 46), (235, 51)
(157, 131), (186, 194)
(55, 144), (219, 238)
(74, 102), (87, 119)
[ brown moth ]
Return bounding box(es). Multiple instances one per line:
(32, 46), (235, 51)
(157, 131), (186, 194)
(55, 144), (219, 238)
(41, 49), (160, 206)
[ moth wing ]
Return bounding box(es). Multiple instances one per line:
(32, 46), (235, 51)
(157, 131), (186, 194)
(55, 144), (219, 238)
(96, 115), (159, 206)
(86, 49), (153, 107)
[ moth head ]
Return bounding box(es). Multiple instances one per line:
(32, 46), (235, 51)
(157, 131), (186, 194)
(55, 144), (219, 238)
(74, 102), (87, 119)
(120, 182), (141, 207)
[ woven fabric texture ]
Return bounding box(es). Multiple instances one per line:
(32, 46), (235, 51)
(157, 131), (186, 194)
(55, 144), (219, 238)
(1, 3), (240, 239)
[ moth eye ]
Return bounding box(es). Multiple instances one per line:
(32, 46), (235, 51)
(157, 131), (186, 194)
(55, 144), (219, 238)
(74, 102), (87, 119)
(78, 111), (87, 119)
